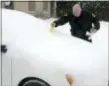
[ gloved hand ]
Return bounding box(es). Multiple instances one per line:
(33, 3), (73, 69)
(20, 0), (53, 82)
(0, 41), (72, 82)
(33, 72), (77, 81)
(86, 31), (93, 40)
(90, 28), (97, 33)
(50, 23), (56, 33)
(86, 28), (97, 40)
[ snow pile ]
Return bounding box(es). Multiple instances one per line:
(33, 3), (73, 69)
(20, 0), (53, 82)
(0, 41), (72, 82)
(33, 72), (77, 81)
(2, 9), (108, 86)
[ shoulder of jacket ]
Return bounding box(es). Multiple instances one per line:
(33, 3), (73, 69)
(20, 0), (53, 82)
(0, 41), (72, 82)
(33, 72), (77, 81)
(84, 11), (96, 17)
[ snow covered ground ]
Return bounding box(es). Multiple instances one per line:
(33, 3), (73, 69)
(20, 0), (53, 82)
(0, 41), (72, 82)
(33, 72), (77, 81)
(2, 9), (108, 86)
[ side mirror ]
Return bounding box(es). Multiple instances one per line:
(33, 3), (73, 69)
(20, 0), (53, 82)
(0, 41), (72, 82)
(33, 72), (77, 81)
(1, 45), (7, 53)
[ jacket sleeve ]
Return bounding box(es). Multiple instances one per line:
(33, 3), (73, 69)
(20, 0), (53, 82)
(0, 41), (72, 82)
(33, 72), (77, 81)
(53, 14), (70, 27)
(92, 14), (100, 30)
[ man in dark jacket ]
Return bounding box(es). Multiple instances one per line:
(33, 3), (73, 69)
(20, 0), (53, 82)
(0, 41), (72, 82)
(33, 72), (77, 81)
(51, 4), (100, 43)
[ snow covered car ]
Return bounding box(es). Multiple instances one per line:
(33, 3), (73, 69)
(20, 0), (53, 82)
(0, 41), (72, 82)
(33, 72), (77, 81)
(1, 9), (108, 86)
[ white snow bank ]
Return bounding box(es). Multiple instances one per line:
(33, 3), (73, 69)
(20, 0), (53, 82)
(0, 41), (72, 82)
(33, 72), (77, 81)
(2, 9), (108, 86)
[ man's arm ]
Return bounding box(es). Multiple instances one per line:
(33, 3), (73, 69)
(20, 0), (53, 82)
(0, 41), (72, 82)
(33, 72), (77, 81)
(52, 14), (70, 27)
(92, 14), (100, 31)
(86, 13), (100, 40)
(50, 15), (70, 32)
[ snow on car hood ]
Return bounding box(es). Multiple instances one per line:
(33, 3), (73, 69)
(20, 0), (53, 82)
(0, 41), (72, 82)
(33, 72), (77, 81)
(2, 9), (108, 81)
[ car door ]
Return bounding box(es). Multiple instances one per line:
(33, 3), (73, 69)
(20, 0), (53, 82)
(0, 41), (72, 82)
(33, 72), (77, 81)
(1, 47), (12, 86)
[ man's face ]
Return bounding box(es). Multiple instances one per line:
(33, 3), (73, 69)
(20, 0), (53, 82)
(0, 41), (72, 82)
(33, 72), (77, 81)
(72, 4), (82, 17)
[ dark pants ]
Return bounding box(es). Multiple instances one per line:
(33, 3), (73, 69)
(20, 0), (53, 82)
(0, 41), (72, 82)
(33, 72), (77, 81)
(70, 31), (92, 43)
(70, 23), (92, 43)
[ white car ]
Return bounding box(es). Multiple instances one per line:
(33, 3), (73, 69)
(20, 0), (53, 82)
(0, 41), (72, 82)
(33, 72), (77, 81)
(1, 9), (108, 86)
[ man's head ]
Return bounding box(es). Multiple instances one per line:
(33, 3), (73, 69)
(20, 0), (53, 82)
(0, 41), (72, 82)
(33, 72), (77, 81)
(72, 4), (82, 17)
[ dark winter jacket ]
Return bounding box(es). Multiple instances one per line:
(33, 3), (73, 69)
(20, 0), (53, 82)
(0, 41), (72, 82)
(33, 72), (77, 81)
(53, 11), (100, 39)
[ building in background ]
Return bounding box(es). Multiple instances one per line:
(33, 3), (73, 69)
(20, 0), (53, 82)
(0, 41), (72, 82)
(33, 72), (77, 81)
(1, 1), (57, 18)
